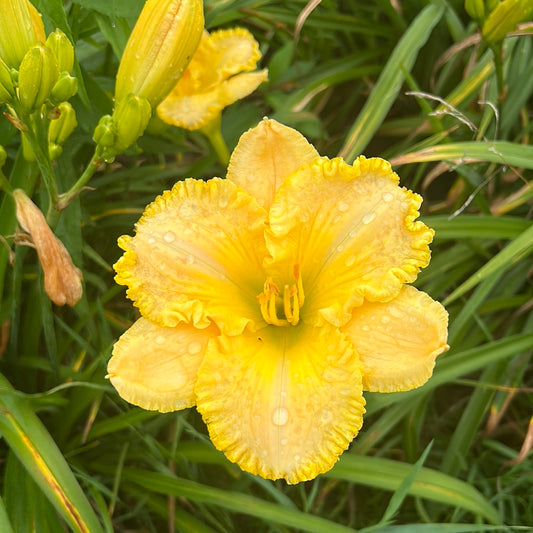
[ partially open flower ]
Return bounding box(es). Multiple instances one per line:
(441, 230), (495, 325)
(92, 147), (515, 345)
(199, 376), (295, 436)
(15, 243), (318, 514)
(13, 189), (82, 307)
(157, 28), (268, 131)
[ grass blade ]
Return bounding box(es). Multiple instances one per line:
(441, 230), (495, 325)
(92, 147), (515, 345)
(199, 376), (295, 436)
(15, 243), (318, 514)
(339, 2), (446, 161)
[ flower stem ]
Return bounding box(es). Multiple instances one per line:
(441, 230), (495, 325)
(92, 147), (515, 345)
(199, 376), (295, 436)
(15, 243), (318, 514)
(201, 116), (230, 166)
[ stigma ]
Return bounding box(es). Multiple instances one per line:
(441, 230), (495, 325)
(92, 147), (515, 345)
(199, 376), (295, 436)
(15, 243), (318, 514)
(257, 266), (305, 327)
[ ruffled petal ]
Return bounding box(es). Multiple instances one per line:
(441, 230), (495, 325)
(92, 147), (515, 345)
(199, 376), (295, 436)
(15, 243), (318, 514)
(157, 70), (268, 130)
(107, 318), (219, 412)
(266, 156), (435, 327)
(342, 286), (449, 392)
(195, 323), (365, 484)
(114, 178), (268, 335)
(227, 118), (319, 210)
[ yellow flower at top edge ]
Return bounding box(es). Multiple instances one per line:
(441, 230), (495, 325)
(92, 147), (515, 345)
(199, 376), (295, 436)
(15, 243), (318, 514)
(157, 28), (268, 130)
(107, 118), (449, 484)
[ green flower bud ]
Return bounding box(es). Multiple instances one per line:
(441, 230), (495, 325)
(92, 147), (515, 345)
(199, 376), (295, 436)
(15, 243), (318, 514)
(18, 43), (59, 113)
(49, 101), (77, 146)
(0, 144), (6, 168)
(0, 57), (15, 103)
(93, 115), (116, 147)
(45, 29), (74, 73)
(0, 0), (46, 69)
(113, 94), (152, 152)
(482, 0), (533, 44)
(465, 0), (486, 24)
(48, 71), (78, 105)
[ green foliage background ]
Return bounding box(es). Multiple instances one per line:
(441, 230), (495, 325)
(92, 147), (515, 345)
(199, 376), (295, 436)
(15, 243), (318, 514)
(0, 0), (532, 531)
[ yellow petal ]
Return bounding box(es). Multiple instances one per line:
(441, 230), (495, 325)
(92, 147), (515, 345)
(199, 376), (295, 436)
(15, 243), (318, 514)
(157, 70), (268, 130)
(195, 324), (365, 484)
(266, 156), (435, 327)
(227, 118), (319, 210)
(108, 318), (218, 412)
(114, 178), (268, 335)
(342, 286), (449, 392)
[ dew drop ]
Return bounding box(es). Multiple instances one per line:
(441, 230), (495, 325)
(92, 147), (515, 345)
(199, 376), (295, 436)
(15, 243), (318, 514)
(188, 341), (202, 355)
(336, 244), (344, 252)
(381, 315), (391, 325)
(382, 192), (393, 203)
(345, 255), (356, 267)
(361, 324), (370, 332)
(147, 237), (156, 244)
(294, 454), (301, 462)
(362, 212), (375, 225)
(280, 438), (288, 446)
(272, 407), (289, 426)
(163, 231), (176, 243)
(337, 201), (349, 212)
(155, 335), (165, 345)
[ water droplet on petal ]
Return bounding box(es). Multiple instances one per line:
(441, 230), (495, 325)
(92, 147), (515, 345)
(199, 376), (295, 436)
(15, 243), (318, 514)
(337, 201), (349, 212)
(361, 324), (370, 332)
(188, 341), (202, 355)
(383, 192), (393, 202)
(155, 335), (165, 345)
(280, 438), (288, 446)
(163, 231), (176, 243)
(362, 212), (375, 225)
(294, 454), (301, 462)
(272, 407), (289, 426)
(345, 255), (356, 267)
(381, 315), (391, 325)
(147, 237), (156, 244)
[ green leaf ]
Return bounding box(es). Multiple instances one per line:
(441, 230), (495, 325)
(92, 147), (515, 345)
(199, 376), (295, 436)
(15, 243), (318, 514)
(71, 0), (144, 18)
(339, 2), (446, 161)
(328, 455), (501, 525)
(0, 373), (104, 533)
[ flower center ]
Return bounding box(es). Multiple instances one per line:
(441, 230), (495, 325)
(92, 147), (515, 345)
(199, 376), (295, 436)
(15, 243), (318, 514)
(257, 266), (305, 327)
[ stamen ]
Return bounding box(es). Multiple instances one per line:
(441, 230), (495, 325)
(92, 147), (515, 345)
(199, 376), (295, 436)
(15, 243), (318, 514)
(294, 264), (305, 306)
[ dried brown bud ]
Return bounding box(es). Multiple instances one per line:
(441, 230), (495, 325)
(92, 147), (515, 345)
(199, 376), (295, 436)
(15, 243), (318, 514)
(13, 189), (82, 306)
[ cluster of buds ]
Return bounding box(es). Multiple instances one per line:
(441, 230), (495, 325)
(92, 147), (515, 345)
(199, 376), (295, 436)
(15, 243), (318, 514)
(94, 0), (204, 161)
(0, 0), (77, 114)
(465, 0), (533, 44)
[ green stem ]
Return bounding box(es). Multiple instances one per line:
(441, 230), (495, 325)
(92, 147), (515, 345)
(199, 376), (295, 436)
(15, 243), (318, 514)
(200, 116), (230, 166)
(56, 148), (102, 211)
(0, 170), (11, 193)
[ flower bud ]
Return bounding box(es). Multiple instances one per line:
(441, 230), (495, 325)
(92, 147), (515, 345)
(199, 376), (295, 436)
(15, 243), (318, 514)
(17, 43), (59, 113)
(115, 0), (204, 108)
(0, 0), (45, 68)
(113, 94), (152, 152)
(0, 144), (6, 168)
(45, 29), (74, 73)
(48, 101), (77, 159)
(0, 57), (15, 103)
(21, 131), (35, 161)
(482, 0), (533, 44)
(93, 115), (116, 147)
(48, 71), (78, 105)
(13, 188), (83, 307)
(465, 0), (485, 24)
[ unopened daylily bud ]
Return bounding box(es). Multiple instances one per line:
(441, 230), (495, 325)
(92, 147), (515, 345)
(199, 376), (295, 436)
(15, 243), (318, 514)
(482, 0), (533, 44)
(21, 131), (35, 161)
(465, 0), (485, 24)
(48, 101), (77, 159)
(13, 189), (83, 306)
(0, 58), (15, 103)
(45, 29), (74, 73)
(48, 71), (78, 105)
(113, 94), (151, 152)
(0, 145), (6, 168)
(0, 0), (45, 68)
(115, 0), (204, 108)
(93, 115), (116, 147)
(18, 43), (59, 113)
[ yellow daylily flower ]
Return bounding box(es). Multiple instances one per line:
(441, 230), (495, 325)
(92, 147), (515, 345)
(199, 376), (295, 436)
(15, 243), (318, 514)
(108, 118), (449, 484)
(157, 28), (268, 131)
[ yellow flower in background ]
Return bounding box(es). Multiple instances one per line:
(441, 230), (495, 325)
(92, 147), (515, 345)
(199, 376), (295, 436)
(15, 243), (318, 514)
(107, 119), (448, 484)
(157, 28), (268, 131)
